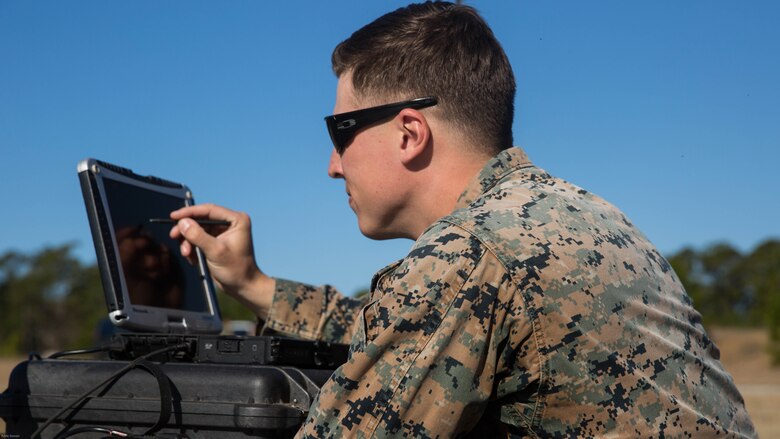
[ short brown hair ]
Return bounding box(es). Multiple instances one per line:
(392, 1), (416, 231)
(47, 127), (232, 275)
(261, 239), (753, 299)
(332, 1), (516, 153)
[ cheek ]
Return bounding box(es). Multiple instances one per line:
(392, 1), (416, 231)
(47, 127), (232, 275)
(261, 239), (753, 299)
(343, 131), (398, 196)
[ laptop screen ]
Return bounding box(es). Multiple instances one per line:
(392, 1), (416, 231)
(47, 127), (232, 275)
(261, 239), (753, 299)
(102, 177), (209, 313)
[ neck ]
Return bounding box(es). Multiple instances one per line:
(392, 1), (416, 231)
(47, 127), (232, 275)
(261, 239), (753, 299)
(404, 146), (492, 240)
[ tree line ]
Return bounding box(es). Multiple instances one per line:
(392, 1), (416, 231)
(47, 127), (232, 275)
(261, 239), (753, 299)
(1, 240), (778, 361)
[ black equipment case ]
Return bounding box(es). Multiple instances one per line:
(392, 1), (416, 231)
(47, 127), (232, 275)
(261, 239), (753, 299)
(1, 358), (334, 438)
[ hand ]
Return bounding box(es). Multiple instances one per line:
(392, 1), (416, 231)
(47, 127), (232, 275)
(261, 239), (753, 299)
(169, 203), (274, 317)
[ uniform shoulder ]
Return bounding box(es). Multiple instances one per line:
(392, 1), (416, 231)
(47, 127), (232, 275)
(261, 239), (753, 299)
(441, 165), (636, 269)
(409, 220), (489, 265)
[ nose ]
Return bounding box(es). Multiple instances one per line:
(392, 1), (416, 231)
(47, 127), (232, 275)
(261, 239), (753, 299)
(327, 148), (344, 179)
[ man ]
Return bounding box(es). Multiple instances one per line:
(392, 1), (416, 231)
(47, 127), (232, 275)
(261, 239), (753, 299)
(171, 2), (756, 437)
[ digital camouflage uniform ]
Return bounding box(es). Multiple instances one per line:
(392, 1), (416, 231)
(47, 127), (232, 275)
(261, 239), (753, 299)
(263, 147), (756, 438)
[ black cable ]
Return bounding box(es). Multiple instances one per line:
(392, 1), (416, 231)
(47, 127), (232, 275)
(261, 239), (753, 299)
(31, 342), (190, 439)
(48, 345), (110, 359)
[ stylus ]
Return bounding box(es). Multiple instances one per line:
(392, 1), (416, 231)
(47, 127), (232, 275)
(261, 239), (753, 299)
(148, 218), (231, 226)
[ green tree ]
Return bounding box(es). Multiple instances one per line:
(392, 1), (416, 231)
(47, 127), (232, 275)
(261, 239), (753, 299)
(740, 240), (780, 361)
(0, 250), (29, 355)
(700, 243), (751, 325)
(0, 245), (104, 355)
(215, 289), (257, 322)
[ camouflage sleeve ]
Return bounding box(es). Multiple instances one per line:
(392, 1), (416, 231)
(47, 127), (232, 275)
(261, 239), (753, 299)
(297, 223), (515, 438)
(262, 278), (369, 344)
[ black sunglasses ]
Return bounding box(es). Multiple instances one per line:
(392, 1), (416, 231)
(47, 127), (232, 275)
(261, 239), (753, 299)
(324, 96), (438, 154)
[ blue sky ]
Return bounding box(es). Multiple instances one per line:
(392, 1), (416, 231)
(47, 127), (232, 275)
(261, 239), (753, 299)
(1, 1), (778, 295)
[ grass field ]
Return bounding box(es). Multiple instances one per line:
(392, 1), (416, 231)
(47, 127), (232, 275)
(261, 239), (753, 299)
(2, 327), (778, 435)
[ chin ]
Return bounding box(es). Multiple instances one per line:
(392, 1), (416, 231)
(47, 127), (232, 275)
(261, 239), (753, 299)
(362, 231), (400, 241)
(358, 220), (409, 241)
(359, 225), (393, 240)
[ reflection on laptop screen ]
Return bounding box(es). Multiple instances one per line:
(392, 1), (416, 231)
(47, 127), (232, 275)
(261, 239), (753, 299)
(103, 178), (208, 313)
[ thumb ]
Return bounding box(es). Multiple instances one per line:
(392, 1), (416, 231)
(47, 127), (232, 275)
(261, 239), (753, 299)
(179, 219), (217, 256)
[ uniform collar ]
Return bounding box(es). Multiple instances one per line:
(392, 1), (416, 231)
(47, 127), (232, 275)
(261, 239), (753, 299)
(370, 258), (403, 294)
(372, 147), (533, 293)
(454, 146), (534, 210)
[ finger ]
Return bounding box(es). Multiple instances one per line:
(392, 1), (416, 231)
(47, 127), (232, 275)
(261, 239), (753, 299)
(170, 204), (205, 219)
(180, 239), (192, 257)
(179, 240), (200, 266)
(170, 203), (237, 222)
(178, 218), (219, 256)
(170, 224), (183, 240)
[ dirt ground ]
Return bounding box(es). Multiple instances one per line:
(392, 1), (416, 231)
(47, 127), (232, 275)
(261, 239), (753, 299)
(709, 327), (780, 438)
(2, 327), (779, 436)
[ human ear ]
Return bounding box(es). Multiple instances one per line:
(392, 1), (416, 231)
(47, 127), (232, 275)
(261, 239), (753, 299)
(396, 108), (432, 166)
